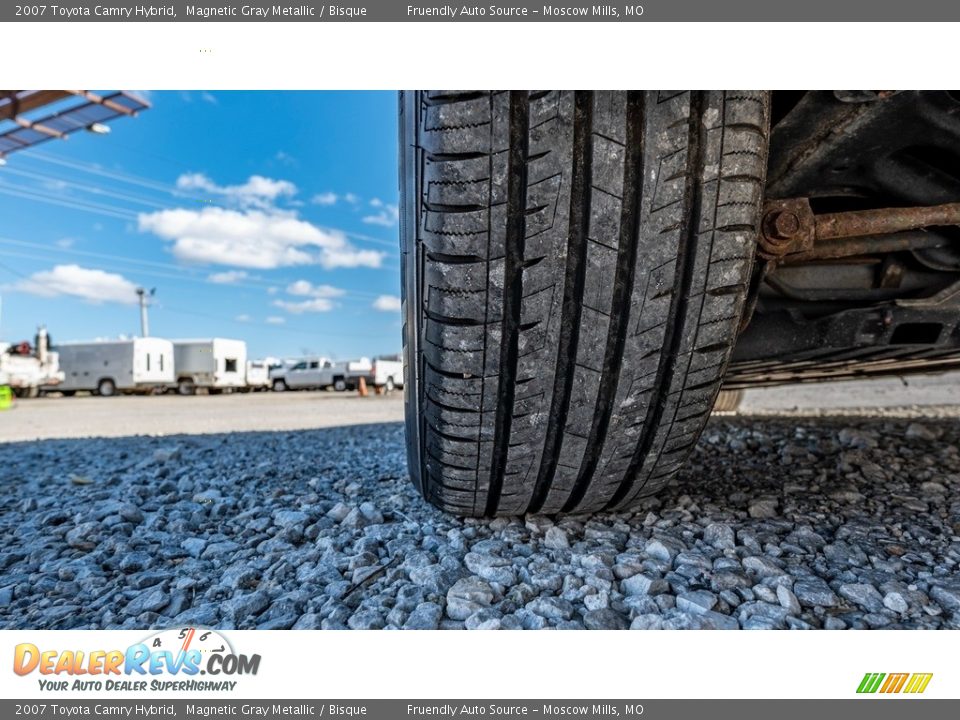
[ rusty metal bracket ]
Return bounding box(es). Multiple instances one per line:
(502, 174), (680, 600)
(759, 198), (960, 262)
(757, 198), (816, 259)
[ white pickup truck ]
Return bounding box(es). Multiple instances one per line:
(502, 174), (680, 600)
(348, 356), (404, 392)
(270, 356), (340, 391)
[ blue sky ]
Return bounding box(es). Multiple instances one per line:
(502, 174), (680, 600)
(0, 91), (402, 360)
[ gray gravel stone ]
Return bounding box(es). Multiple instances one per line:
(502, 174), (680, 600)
(748, 498), (779, 519)
(464, 552), (516, 586)
(403, 602), (443, 630)
(65, 523), (99, 551)
(224, 591), (271, 622)
(543, 526), (569, 550)
(883, 592), (909, 614)
(742, 556), (784, 578)
(124, 588), (168, 616)
(839, 583), (886, 613)
(526, 596), (575, 621)
(464, 608), (502, 630)
(446, 577), (494, 620)
(621, 573), (669, 597)
(583, 608), (629, 630)
(645, 537), (685, 563)
(929, 583), (960, 612)
(181, 538), (206, 559)
(703, 523), (736, 550)
(273, 510), (309, 528)
(676, 591), (718, 614)
(777, 585), (801, 615)
(905, 422), (937, 441)
(794, 578), (839, 608)
(630, 614), (665, 630)
(118, 552), (152, 574)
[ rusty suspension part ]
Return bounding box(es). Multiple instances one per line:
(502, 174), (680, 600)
(758, 198), (960, 261)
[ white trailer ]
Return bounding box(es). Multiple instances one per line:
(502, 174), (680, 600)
(55, 338), (174, 396)
(172, 338), (247, 395)
(244, 359), (271, 391)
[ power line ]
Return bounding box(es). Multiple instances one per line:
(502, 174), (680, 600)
(161, 304), (390, 340)
(0, 246), (386, 302)
(0, 183), (139, 221)
(11, 150), (401, 250)
(23, 149), (184, 196)
(0, 165), (170, 209)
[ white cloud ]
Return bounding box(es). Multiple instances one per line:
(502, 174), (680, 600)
(267, 286), (279, 295)
(235, 314), (252, 322)
(10, 264), (138, 305)
(175, 173), (297, 209)
(363, 203), (400, 227)
(208, 270), (248, 284)
(265, 316), (286, 325)
(373, 295), (402, 312)
(273, 298), (336, 314)
(286, 280), (345, 298)
(200, 91), (218, 105)
(312, 192), (338, 206)
(344, 193), (360, 205)
(55, 237), (75, 249)
(138, 206), (384, 270)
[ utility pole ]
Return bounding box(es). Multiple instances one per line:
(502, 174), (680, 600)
(136, 287), (155, 337)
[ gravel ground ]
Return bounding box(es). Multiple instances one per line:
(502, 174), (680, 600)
(1, 412), (959, 630)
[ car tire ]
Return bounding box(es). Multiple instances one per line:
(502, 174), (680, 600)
(97, 379), (117, 397)
(333, 379), (347, 392)
(272, 379), (287, 392)
(400, 90), (770, 516)
(177, 379), (196, 396)
(385, 377), (396, 393)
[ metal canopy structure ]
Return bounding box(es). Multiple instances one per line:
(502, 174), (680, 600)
(0, 90), (150, 158)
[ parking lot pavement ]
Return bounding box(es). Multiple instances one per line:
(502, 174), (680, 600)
(740, 371), (960, 414)
(1, 407), (959, 630)
(0, 391), (405, 442)
(3, 372), (958, 445)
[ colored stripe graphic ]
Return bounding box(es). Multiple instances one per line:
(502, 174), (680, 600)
(857, 673), (886, 694)
(857, 672), (932, 694)
(881, 673), (909, 693)
(904, 673), (933, 694)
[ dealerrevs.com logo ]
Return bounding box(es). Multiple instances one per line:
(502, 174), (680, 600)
(13, 628), (260, 692)
(857, 673), (933, 694)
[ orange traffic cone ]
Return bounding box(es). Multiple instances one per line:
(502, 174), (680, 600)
(358, 376), (368, 397)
